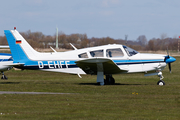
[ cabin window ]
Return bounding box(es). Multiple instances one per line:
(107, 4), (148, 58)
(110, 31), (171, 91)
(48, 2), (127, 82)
(78, 53), (88, 58)
(123, 46), (138, 56)
(90, 50), (103, 57)
(106, 48), (124, 57)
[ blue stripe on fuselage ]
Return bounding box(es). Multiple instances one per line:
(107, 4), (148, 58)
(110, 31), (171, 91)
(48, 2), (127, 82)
(114, 59), (164, 65)
(18, 59), (164, 70)
(20, 60), (77, 70)
(0, 59), (13, 62)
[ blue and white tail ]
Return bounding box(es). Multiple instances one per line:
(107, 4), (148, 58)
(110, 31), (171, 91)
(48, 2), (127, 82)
(4, 29), (82, 74)
(4, 29), (41, 63)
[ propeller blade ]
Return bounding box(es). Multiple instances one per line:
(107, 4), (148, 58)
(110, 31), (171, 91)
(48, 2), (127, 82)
(168, 63), (171, 73)
(167, 47), (170, 58)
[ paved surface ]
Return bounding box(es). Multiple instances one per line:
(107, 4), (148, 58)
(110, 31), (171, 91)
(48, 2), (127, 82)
(0, 91), (72, 94)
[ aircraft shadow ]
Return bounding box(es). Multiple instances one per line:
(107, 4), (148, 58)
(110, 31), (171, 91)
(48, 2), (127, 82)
(0, 82), (20, 84)
(78, 83), (148, 86)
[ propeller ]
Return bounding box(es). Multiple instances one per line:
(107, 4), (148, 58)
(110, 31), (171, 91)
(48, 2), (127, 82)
(164, 47), (176, 73)
(167, 47), (171, 73)
(167, 47), (169, 57)
(168, 63), (171, 73)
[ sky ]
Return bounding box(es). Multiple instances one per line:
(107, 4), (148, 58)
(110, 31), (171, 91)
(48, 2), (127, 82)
(0, 0), (180, 40)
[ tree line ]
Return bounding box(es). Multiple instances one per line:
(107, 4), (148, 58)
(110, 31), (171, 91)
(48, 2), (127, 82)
(0, 30), (179, 51)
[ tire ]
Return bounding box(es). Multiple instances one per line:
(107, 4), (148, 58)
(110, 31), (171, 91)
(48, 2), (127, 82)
(157, 80), (165, 86)
(110, 77), (115, 85)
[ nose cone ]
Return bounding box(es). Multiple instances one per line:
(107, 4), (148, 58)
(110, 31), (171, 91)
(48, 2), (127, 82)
(165, 56), (176, 63)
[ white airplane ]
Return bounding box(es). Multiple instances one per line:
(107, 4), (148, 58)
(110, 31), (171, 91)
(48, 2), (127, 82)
(0, 53), (13, 79)
(0, 45), (12, 79)
(4, 28), (176, 85)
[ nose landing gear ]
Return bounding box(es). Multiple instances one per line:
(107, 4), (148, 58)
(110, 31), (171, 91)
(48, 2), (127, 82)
(157, 71), (165, 86)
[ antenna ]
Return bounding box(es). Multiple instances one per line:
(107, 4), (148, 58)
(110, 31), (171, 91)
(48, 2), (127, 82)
(50, 46), (57, 53)
(70, 43), (78, 50)
(56, 27), (59, 49)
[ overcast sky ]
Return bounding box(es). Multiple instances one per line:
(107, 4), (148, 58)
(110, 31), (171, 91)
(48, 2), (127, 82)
(0, 0), (180, 40)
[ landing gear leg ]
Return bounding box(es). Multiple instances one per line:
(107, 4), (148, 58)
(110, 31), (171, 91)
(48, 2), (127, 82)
(105, 75), (115, 85)
(97, 71), (104, 85)
(157, 71), (165, 86)
(1, 72), (8, 80)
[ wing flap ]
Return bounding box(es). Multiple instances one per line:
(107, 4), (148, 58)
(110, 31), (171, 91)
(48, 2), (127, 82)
(75, 58), (128, 75)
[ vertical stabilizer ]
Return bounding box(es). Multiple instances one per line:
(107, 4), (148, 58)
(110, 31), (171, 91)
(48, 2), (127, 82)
(4, 30), (39, 63)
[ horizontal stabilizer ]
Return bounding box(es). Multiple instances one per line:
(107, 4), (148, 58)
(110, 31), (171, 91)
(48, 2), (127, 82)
(75, 58), (128, 75)
(5, 63), (24, 67)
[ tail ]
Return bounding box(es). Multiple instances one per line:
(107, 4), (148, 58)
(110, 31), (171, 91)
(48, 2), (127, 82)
(4, 29), (40, 63)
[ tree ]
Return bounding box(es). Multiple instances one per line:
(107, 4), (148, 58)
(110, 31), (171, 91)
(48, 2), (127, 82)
(136, 35), (147, 47)
(160, 33), (167, 40)
(148, 40), (155, 51)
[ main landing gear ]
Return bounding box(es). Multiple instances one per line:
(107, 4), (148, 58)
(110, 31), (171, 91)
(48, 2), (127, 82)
(1, 72), (8, 80)
(97, 74), (115, 85)
(104, 75), (115, 85)
(157, 71), (165, 86)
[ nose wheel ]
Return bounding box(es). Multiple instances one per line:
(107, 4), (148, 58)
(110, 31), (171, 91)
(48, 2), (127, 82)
(157, 71), (165, 86)
(157, 80), (165, 86)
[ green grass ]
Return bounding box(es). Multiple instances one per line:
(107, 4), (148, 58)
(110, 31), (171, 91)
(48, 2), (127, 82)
(0, 57), (180, 120)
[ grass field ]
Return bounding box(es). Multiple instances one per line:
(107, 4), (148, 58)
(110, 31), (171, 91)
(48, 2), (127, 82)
(0, 57), (180, 120)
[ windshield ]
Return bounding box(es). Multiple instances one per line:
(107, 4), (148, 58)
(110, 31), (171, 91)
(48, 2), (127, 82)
(123, 46), (139, 56)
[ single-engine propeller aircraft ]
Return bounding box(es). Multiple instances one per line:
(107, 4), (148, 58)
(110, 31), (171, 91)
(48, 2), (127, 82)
(0, 45), (12, 79)
(4, 28), (176, 85)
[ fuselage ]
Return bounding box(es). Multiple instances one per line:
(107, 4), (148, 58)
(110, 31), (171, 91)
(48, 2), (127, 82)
(17, 44), (169, 75)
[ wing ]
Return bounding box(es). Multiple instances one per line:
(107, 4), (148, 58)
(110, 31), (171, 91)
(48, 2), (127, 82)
(75, 58), (128, 75)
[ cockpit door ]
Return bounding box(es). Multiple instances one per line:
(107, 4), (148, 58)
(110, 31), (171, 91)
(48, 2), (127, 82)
(106, 48), (129, 71)
(122, 46), (143, 72)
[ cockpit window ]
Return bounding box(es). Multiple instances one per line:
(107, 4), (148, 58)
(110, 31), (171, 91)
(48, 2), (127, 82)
(106, 48), (124, 57)
(90, 50), (103, 57)
(123, 46), (138, 56)
(78, 53), (88, 58)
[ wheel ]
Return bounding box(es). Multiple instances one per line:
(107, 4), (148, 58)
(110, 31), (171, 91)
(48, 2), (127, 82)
(157, 80), (165, 86)
(110, 77), (115, 85)
(105, 75), (110, 85)
(105, 75), (115, 85)
(1, 75), (8, 80)
(104, 79), (106, 85)
(4, 75), (8, 80)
